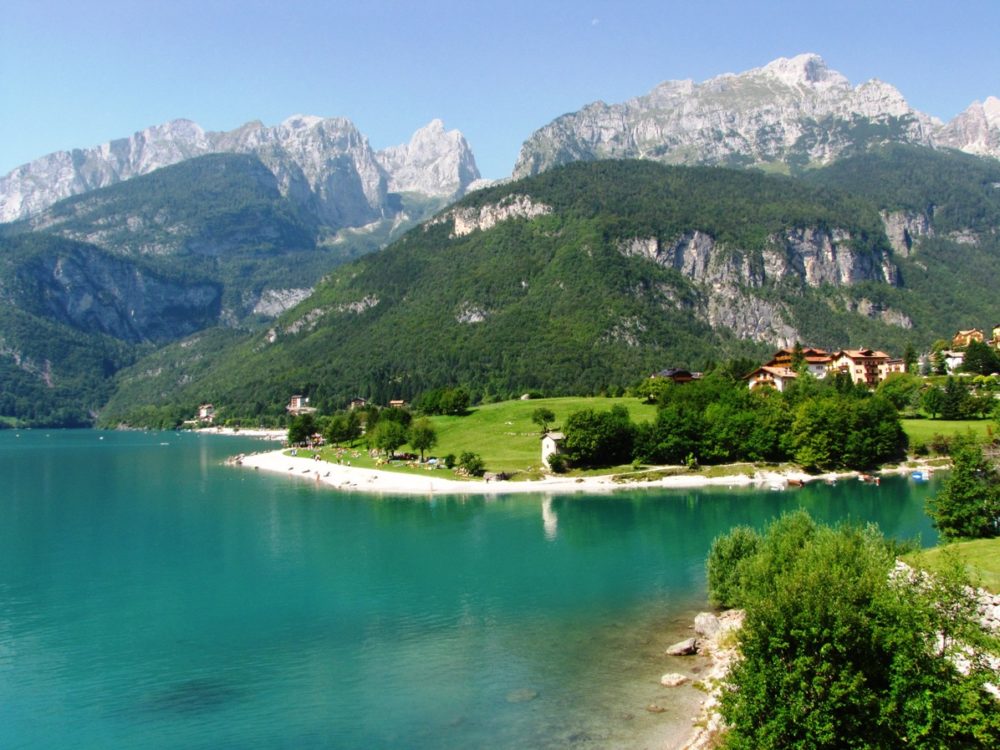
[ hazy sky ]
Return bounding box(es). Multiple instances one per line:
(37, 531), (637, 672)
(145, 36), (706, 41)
(3, 0), (998, 179)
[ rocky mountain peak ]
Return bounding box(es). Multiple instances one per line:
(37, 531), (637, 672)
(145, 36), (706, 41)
(758, 53), (848, 89)
(983, 96), (1000, 127)
(375, 119), (480, 197)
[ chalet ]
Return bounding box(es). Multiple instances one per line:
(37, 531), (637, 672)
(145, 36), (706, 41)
(348, 397), (368, 410)
(388, 399), (407, 409)
(541, 431), (565, 469)
(952, 328), (985, 349)
(286, 394), (316, 415)
(765, 347), (832, 379)
(828, 349), (903, 387)
(650, 368), (700, 384)
(197, 403), (215, 424)
(746, 365), (798, 392)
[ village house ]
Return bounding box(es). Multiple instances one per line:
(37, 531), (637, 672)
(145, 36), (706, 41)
(348, 397), (368, 410)
(650, 367), (701, 384)
(388, 399), (407, 409)
(828, 349), (904, 387)
(765, 347), (832, 379)
(952, 328), (985, 349)
(197, 403), (215, 424)
(746, 365), (798, 392)
(286, 394), (316, 415)
(541, 431), (565, 469)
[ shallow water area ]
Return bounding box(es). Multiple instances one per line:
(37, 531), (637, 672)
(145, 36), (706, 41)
(0, 430), (939, 748)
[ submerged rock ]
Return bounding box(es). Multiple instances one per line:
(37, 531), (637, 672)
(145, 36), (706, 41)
(505, 688), (539, 703)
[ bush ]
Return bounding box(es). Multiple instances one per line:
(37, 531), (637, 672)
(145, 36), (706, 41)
(713, 511), (1000, 748)
(706, 525), (761, 608)
(457, 451), (485, 476)
(547, 453), (568, 473)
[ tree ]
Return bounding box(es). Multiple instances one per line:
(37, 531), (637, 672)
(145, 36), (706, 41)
(926, 435), (1000, 540)
(287, 413), (317, 445)
(531, 407), (556, 433)
(940, 377), (970, 420)
(408, 418), (438, 461)
(439, 387), (470, 415)
(922, 386), (945, 419)
(561, 405), (635, 467)
(903, 343), (918, 374)
(962, 340), (1000, 376)
(932, 349), (948, 376)
(876, 372), (921, 411)
(790, 341), (806, 373)
(713, 511), (1000, 749)
(371, 420), (407, 457)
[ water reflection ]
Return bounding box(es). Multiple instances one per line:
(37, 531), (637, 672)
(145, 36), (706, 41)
(541, 496), (558, 540)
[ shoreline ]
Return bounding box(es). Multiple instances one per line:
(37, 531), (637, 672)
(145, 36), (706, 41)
(195, 426), (287, 441)
(233, 447), (945, 497)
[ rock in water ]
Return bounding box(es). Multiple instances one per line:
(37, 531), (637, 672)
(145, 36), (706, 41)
(665, 637), (699, 655)
(660, 673), (688, 687)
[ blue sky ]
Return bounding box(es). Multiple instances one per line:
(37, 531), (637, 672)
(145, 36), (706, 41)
(3, 0), (998, 179)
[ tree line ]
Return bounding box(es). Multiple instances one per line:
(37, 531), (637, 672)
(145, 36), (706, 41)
(557, 371), (907, 472)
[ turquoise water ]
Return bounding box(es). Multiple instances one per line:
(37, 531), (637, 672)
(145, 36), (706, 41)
(0, 430), (940, 749)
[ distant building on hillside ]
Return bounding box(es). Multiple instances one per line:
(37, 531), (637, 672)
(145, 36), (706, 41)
(197, 403), (215, 424)
(286, 394), (316, 415)
(388, 399), (407, 409)
(952, 328), (985, 348)
(650, 367), (700, 384)
(991, 325), (1000, 350)
(348, 397), (368, 410)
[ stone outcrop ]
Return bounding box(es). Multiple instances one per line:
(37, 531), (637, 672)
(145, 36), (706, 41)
(514, 53), (999, 177)
(880, 210), (934, 257)
(0, 115), (481, 225)
(434, 194), (553, 237)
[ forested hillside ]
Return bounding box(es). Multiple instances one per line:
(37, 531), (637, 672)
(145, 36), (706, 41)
(802, 145), (1000, 336)
(102, 160), (951, 426)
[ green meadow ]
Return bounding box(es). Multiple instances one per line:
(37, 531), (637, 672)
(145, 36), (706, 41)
(902, 419), (995, 446)
(903, 538), (1000, 594)
(302, 396), (658, 478)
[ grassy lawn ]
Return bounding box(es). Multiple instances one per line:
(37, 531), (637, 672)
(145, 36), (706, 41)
(297, 396), (659, 478)
(902, 419), (995, 446)
(902, 538), (1000, 594)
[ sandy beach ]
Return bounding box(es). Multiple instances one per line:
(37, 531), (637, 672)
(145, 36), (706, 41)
(229, 447), (917, 496)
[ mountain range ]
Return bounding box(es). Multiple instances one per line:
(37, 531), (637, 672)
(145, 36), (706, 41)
(1, 115), (481, 225)
(514, 53), (1000, 177)
(2, 53), (999, 427)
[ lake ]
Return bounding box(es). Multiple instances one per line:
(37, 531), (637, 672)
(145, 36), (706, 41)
(0, 430), (940, 749)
